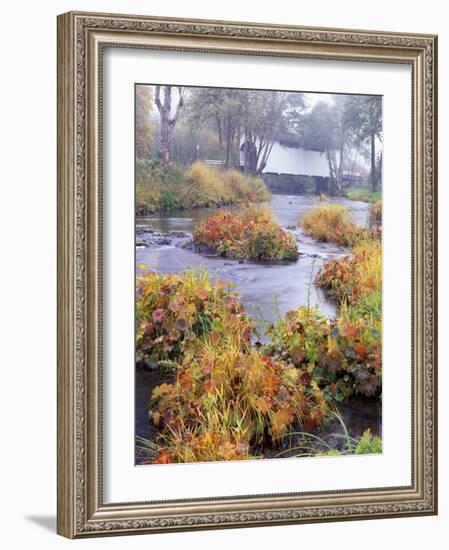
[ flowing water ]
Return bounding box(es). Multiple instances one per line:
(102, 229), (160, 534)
(135, 194), (381, 461)
(135, 194), (369, 323)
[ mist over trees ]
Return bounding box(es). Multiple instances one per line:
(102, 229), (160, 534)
(184, 88), (305, 175)
(136, 84), (382, 193)
(300, 95), (382, 194)
(344, 96), (383, 191)
(135, 86), (155, 160)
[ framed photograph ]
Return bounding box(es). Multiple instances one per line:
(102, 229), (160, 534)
(57, 11), (438, 538)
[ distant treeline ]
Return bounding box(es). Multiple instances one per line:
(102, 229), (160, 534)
(136, 85), (383, 194)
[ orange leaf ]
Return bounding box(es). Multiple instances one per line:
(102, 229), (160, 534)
(204, 379), (216, 393)
(354, 342), (367, 358)
(153, 450), (172, 464)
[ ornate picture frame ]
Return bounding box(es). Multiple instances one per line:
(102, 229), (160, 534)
(57, 11), (437, 538)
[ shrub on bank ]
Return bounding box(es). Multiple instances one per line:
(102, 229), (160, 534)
(300, 204), (379, 247)
(136, 268), (251, 368)
(315, 239), (382, 316)
(290, 238), (382, 399)
(136, 160), (185, 214)
(193, 206), (299, 261)
(264, 237), (382, 401)
(264, 306), (382, 401)
(136, 160), (270, 214)
(370, 200), (382, 225)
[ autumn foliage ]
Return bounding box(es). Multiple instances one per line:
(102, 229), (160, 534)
(315, 239), (382, 309)
(311, 239), (382, 397)
(136, 268), (250, 368)
(263, 232), (382, 402)
(193, 206), (299, 261)
(370, 200), (382, 225)
(265, 307), (382, 401)
(136, 160), (270, 214)
(136, 203), (383, 463)
(136, 269), (329, 464)
(300, 204), (379, 247)
(150, 343), (328, 463)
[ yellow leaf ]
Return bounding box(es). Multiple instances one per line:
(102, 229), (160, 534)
(151, 383), (173, 400)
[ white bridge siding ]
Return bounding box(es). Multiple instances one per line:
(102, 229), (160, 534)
(261, 142), (330, 177)
(206, 141), (331, 178)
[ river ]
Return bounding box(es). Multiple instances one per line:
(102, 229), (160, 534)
(134, 194), (381, 460)
(135, 194), (369, 324)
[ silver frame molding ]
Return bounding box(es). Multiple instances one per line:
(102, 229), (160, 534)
(57, 11), (438, 538)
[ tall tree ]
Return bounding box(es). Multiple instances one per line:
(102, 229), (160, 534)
(186, 88), (248, 169)
(241, 91), (305, 176)
(135, 86), (155, 160)
(187, 88), (305, 175)
(345, 96), (382, 191)
(301, 98), (351, 195)
(154, 86), (185, 166)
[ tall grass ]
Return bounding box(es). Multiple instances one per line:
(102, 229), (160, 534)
(136, 160), (270, 214)
(273, 410), (382, 458)
(138, 409), (382, 463)
(301, 204), (349, 240)
(316, 239), (382, 313)
(370, 200), (382, 225)
(344, 186), (382, 203)
(300, 204), (380, 247)
(147, 340), (328, 463)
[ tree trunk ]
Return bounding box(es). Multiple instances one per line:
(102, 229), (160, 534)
(242, 130), (257, 175)
(154, 86), (184, 167)
(216, 115), (224, 164)
(236, 123), (241, 169)
(326, 150), (339, 196)
(256, 138), (275, 176)
(334, 145), (344, 195)
(370, 131), (377, 192)
(242, 128), (249, 173)
(225, 113), (232, 169)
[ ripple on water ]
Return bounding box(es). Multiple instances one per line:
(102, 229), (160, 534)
(135, 194), (369, 324)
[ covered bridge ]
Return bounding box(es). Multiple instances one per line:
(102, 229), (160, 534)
(245, 132), (331, 194)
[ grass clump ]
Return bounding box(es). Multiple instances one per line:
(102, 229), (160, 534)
(136, 160), (270, 214)
(344, 186), (382, 203)
(370, 200), (382, 225)
(193, 205), (299, 261)
(300, 204), (379, 247)
(353, 428), (382, 454)
(147, 342), (328, 464)
(309, 428), (382, 457)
